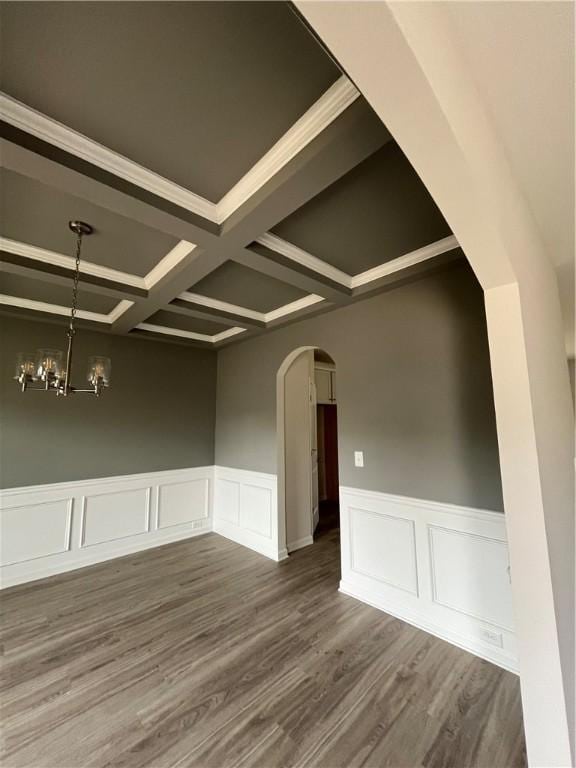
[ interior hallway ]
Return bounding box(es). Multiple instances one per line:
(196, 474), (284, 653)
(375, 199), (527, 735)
(1, 524), (526, 768)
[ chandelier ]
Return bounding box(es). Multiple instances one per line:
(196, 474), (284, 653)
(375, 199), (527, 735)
(14, 221), (111, 397)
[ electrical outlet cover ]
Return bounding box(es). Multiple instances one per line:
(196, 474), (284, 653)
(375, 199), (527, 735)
(479, 627), (503, 648)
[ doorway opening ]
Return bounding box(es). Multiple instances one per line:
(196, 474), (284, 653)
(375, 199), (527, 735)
(276, 347), (340, 558)
(313, 350), (340, 540)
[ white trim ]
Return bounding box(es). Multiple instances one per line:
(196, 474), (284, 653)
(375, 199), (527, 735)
(0, 294), (133, 324)
(256, 232), (351, 287)
(213, 466), (278, 484)
(0, 93), (218, 222)
(350, 235), (459, 288)
(135, 322), (245, 344)
(0, 236), (196, 291)
(135, 322), (215, 342)
(1, 229), (457, 338)
(179, 291), (265, 322)
(106, 299), (134, 323)
(0, 294), (109, 323)
(217, 76), (360, 221)
(0, 77), (359, 225)
(339, 485), (504, 523)
(265, 294), (324, 322)
(142, 241), (196, 289)
(339, 581), (517, 673)
(0, 466), (211, 500)
(179, 290), (324, 324)
(212, 327), (246, 343)
(0, 237), (144, 288)
(0, 526), (209, 590)
(258, 232), (460, 291)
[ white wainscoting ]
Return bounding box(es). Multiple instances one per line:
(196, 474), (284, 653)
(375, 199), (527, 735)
(0, 467), (213, 589)
(339, 487), (517, 672)
(213, 466), (284, 561)
(0, 469), (518, 673)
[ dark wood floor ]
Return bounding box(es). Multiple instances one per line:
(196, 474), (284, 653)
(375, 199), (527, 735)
(1, 521), (526, 768)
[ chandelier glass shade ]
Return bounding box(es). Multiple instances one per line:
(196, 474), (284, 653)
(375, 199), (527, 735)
(13, 221), (111, 397)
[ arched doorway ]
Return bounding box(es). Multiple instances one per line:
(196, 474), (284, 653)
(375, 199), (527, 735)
(276, 346), (340, 558)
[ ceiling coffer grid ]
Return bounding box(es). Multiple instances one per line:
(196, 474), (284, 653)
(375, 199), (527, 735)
(0, 8), (458, 348)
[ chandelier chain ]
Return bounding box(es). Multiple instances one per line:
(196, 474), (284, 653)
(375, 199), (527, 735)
(69, 232), (83, 336)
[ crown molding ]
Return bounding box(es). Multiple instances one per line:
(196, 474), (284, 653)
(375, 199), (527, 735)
(0, 93), (218, 222)
(1, 236), (328, 327)
(350, 235), (459, 288)
(178, 291), (265, 322)
(2, 233), (459, 333)
(265, 294), (324, 322)
(256, 232), (351, 288)
(135, 322), (245, 344)
(178, 289), (324, 324)
(142, 241), (196, 289)
(0, 293), (132, 324)
(107, 300), (135, 323)
(216, 76), (360, 222)
(0, 76), (359, 227)
(0, 237), (144, 289)
(0, 237), (196, 292)
(212, 327), (247, 343)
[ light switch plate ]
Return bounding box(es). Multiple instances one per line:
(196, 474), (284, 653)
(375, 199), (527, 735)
(354, 451), (364, 468)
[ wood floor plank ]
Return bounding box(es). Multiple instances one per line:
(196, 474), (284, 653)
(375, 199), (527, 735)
(0, 524), (526, 768)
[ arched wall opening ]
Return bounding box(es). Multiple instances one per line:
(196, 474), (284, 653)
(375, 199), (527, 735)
(276, 345), (340, 559)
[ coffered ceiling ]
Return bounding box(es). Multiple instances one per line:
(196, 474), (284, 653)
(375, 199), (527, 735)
(0, 1), (461, 349)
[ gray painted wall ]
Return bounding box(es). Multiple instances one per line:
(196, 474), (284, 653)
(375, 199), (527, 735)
(216, 263), (504, 511)
(0, 316), (216, 488)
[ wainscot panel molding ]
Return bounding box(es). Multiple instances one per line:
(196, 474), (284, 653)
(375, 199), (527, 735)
(213, 466), (285, 561)
(0, 467), (213, 589)
(339, 487), (517, 672)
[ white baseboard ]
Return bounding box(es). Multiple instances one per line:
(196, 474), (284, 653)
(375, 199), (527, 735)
(213, 519), (281, 561)
(2, 526), (210, 590)
(0, 467), (213, 589)
(339, 581), (516, 672)
(287, 535), (314, 553)
(339, 486), (518, 673)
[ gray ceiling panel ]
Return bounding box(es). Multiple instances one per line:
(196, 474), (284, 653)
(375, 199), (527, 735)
(147, 311), (231, 337)
(0, 272), (119, 314)
(192, 261), (307, 313)
(0, 170), (178, 278)
(272, 142), (452, 275)
(1, 2), (339, 202)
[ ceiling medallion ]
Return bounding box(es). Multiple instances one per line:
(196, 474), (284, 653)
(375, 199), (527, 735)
(13, 221), (111, 397)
